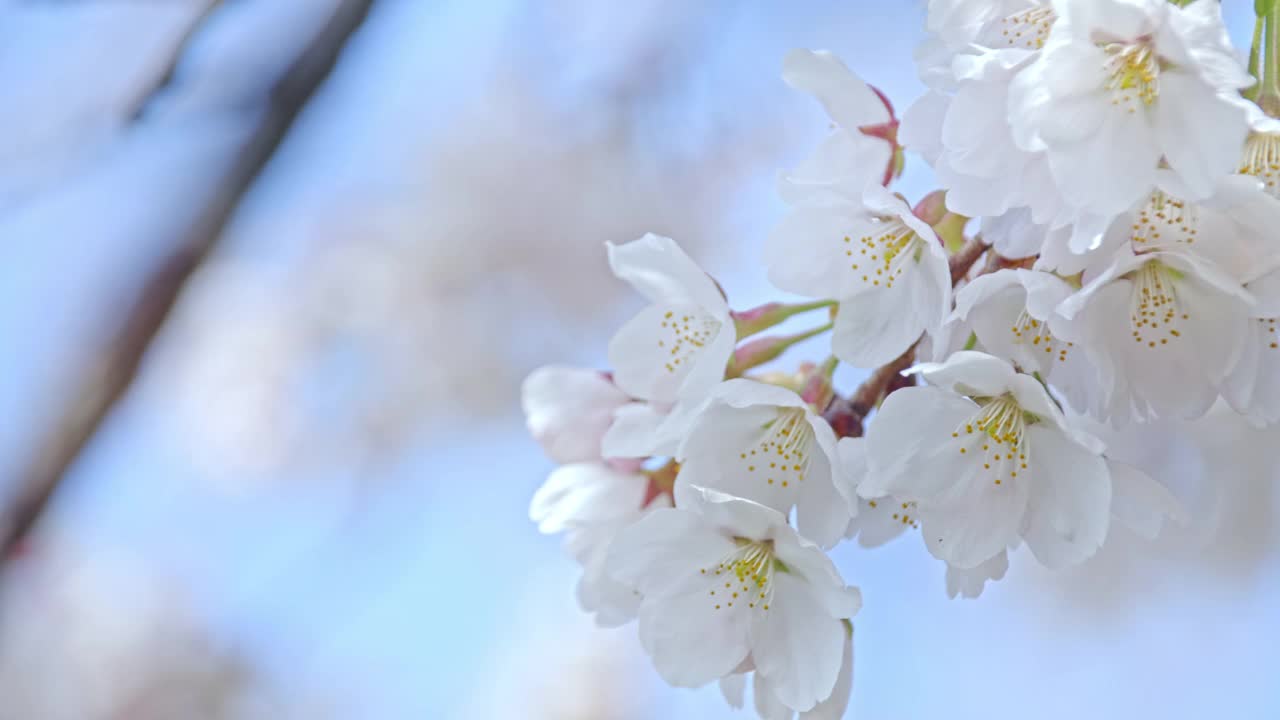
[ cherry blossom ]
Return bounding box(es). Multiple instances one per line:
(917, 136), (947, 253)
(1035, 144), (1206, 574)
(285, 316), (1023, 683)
(674, 380), (847, 549)
(521, 366), (630, 464)
(607, 486), (861, 712)
(860, 351), (1112, 569)
(1057, 249), (1253, 422)
(1008, 0), (1252, 216)
(530, 462), (669, 626)
(766, 184), (951, 368)
(951, 268), (1105, 415)
(607, 233), (736, 406)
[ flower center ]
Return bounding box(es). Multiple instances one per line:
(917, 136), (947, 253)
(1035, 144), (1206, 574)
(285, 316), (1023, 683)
(1127, 260), (1186, 349)
(740, 407), (813, 490)
(1130, 190), (1198, 251)
(952, 395), (1031, 487)
(842, 219), (921, 290)
(701, 540), (776, 612)
(657, 310), (721, 374)
(1009, 308), (1074, 364)
(1240, 132), (1280, 198)
(1104, 43), (1159, 111)
(992, 6), (1055, 50)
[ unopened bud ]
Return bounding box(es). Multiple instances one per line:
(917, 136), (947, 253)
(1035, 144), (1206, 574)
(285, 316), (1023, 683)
(732, 300), (834, 339)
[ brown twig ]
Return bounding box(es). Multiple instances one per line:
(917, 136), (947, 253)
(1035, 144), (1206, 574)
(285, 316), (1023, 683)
(949, 235), (990, 285)
(0, 0), (376, 563)
(124, 0), (224, 123)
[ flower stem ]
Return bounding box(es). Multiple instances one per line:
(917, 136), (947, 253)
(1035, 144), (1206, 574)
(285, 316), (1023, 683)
(732, 299), (835, 339)
(728, 322), (835, 376)
(1247, 12), (1265, 102)
(1262, 1), (1280, 115)
(800, 355), (841, 410)
(949, 235), (990, 285)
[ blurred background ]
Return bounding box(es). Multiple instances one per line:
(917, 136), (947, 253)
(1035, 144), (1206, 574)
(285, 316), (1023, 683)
(0, 0), (1276, 718)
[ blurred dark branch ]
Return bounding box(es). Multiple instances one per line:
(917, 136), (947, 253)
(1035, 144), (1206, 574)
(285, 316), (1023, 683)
(124, 0), (223, 123)
(0, 0), (376, 564)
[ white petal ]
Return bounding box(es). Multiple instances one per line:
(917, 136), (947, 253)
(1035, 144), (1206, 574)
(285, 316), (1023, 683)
(522, 365), (629, 463)
(832, 437), (867, 518)
(799, 630), (854, 720)
(607, 233), (727, 312)
(765, 204), (864, 299)
(951, 269), (1024, 324)
(601, 402), (670, 459)
(770, 529), (863, 621)
(1020, 425), (1111, 568)
(752, 673), (797, 720)
(944, 550), (1009, 599)
(683, 486), (791, 541)
(779, 136), (890, 205)
(607, 303), (728, 404)
(981, 209), (1048, 259)
(719, 674), (747, 710)
(782, 49), (889, 130)
(900, 91), (949, 163)
(851, 496), (913, 548)
(832, 283), (926, 368)
(711, 378), (809, 410)
(918, 457), (1030, 569)
(675, 401), (798, 516)
(1051, 111), (1161, 215)
(639, 574), (753, 688)
(862, 387), (978, 499)
(530, 463), (646, 534)
(1155, 72), (1248, 200)
(794, 447), (852, 550)
(569, 526), (642, 626)
(911, 350), (1019, 397)
(750, 572), (846, 712)
(1108, 459), (1183, 539)
(680, 318), (738, 402)
(607, 508), (736, 599)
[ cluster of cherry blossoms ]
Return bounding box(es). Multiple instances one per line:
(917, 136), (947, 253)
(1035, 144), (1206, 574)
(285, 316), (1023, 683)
(523, 0), (1280, 716)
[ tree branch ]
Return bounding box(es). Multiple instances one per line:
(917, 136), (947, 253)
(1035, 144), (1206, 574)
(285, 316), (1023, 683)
(0, 0), (376, 563)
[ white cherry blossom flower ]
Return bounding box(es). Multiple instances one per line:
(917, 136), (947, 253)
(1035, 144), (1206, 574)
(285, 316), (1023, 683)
(1223, 264), (1280, 426)
(1057, 249), (1253, 422)
(530, 462), (669, 626)
(834, 437), (914, 548)
(780, 49), (895, 200)
(521, 365), (630, 464)
(860, 351), (1112, 570)
(1008, 0), (1252, 216)
(607, 233), (736, 406)
(718, 628), (854, 720)
(766, 184), (951, 368)
(927, 0), (1056, 52)
(607, 486), (861, 712)
(1081, 170), (1280, 280)
(674, 380), (847, 549)
(911, 48), (1065, 223)
(952, 268), (1105, 415)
